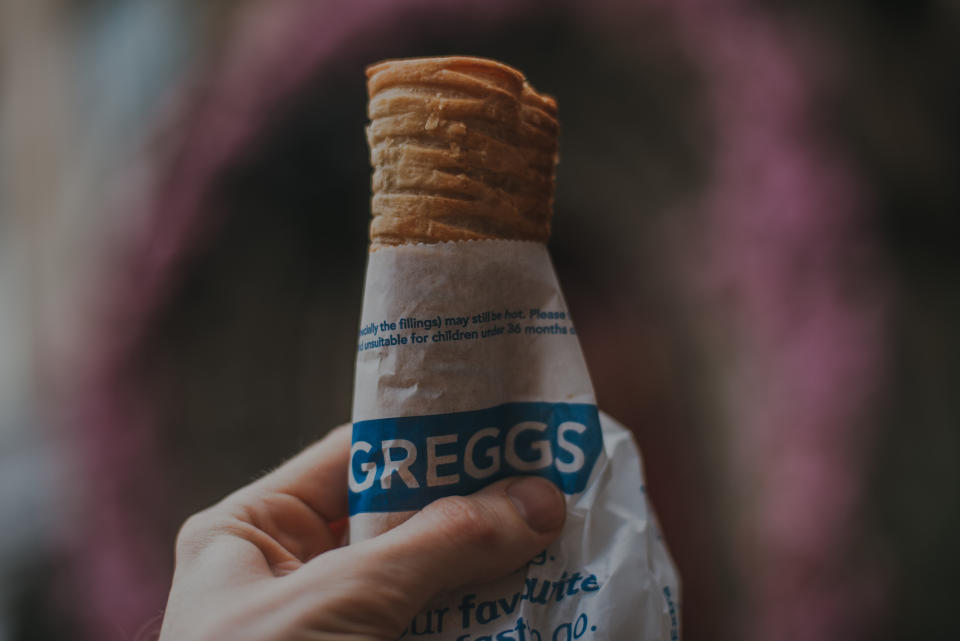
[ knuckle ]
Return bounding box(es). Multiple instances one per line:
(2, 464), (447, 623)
(429, 496), (500, 548)
(174, 510), (217, 561)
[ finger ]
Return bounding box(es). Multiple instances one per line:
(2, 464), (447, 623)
(235, 423), (352, 523)
(377, 476), (566, 592)
(290, 476), (566, 633)
(181, 424), (352, 570)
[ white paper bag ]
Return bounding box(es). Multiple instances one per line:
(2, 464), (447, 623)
(349, 240), (680, 640)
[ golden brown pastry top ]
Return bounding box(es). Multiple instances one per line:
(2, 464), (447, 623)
(365, 56), (559, 248)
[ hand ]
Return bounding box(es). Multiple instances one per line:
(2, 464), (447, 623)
(157, 424), (566, 641)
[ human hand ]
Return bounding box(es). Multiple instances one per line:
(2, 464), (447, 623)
(157, 424), (566, 641)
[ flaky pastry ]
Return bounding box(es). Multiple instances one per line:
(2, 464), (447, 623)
(366, 56), (559, 248)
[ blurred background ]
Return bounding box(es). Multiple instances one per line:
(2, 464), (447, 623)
(1, 0), (958, 640)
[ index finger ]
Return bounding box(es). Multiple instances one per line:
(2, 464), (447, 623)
(237, 423), (352, 523)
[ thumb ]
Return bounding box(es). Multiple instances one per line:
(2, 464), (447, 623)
(376, 475), (567, 595)
(293, 476), (565, 636)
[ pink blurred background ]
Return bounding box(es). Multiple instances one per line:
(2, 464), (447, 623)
(1, 1), (958, 640)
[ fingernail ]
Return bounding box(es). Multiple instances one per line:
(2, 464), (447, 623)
(507, 477), (565, 533)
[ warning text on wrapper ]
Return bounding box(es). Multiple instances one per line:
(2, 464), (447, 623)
(357, 308), (574, 351)
(349, 402), (602, 515)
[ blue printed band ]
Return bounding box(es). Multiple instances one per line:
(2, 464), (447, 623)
(349, 402), (602, 515)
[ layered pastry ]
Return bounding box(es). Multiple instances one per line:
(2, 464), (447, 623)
(365, 56), (559, 248)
